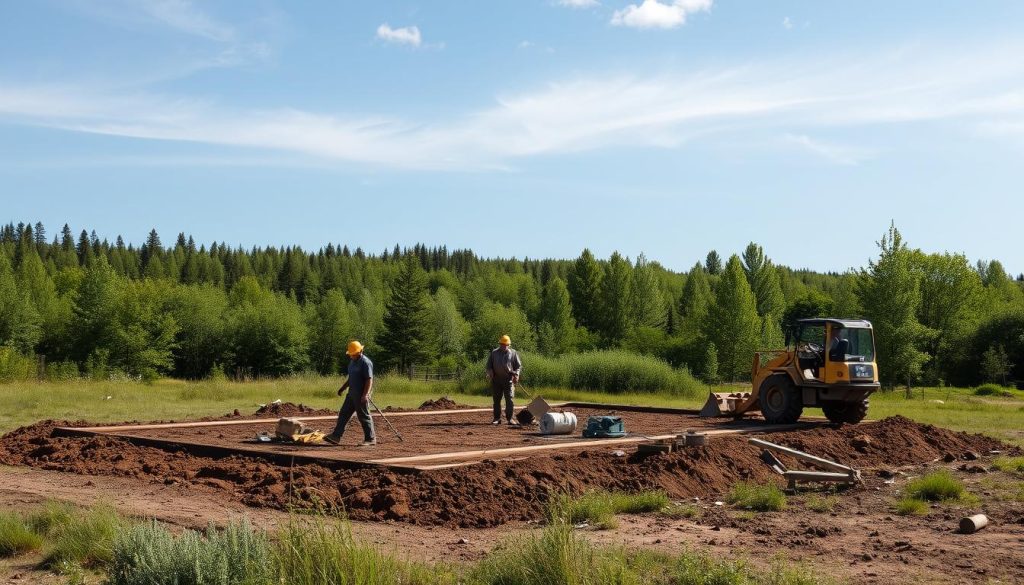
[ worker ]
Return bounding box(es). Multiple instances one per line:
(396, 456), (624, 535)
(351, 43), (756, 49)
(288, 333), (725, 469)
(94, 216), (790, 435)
(828, 326), (847, 361)
(485, 334), (522, 425)
(324, 341), (376, 446)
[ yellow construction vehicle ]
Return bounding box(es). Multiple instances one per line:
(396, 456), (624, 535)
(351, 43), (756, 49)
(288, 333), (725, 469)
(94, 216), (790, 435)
(700, 318), (880, 424)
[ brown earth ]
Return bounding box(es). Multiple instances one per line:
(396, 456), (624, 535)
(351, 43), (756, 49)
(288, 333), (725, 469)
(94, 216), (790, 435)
(0, 413), (1008, 529)
(253, 401), (334, 417)
(416, 396), (475, 410)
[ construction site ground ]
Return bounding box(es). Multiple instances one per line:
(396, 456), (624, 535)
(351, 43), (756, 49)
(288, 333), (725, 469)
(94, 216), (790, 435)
(2, 400), (1023, 584)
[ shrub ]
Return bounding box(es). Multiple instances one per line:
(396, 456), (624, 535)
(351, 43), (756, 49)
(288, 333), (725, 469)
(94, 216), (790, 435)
(904, 471), (966, 502)
(975, 383), (1013, 397)
(0, 513), (43, 557)
(108, 519), (274, 585)
(463, 350), (705, 397)
(893, 497), (928, 516)
(0, 347), (35, 382)
(726, 482), (787, 512)
(45, 360), (80, 381)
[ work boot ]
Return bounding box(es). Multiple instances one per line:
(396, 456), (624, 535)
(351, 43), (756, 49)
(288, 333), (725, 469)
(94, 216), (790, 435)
(323, 434), (342, 445)
(492, 419), (501, 425)
(507, 419), (519, 427)
(357, 439), (377, 447)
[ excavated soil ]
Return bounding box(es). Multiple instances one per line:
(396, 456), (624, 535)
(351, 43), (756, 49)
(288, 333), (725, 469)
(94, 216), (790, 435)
(253, 402), (334, 417)
(0, 411), (1008, 528)
(416, 397), (474, 410)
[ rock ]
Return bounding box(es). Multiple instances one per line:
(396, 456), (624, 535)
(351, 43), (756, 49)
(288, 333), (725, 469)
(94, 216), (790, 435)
(963, 464), (988, 474)
(964, 451), (981, 461)
(861, 553), (874, 561)
(942, 453), (957, 463)
(457, 537), (469, 545)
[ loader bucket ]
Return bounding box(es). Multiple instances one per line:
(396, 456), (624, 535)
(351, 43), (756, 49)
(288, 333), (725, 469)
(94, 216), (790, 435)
(699, 392), (753, 417)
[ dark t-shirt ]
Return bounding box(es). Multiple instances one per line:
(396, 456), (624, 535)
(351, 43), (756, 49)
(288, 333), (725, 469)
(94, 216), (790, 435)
(347, 354), (374, 398)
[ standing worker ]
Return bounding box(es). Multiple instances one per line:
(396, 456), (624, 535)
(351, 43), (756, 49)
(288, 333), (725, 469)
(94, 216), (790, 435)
(485, 334), (522, 425)
(324, 341), (376, 446)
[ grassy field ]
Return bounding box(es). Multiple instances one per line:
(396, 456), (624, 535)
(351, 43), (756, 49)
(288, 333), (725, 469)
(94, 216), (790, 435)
(1, 377), (1023, 446)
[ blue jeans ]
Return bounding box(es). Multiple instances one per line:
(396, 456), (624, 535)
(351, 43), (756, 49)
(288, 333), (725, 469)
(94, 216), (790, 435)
(332, 393), (375, 441)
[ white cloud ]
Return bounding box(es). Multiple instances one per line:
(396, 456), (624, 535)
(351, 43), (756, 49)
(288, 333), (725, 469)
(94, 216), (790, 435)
(376, 23), (422, 47)
(611, 0), (711, 29)
(557, 0), (599, 7)
(782, 16), (793, 30)
(1, 42), (1023, 169)
(140, 0), (236, 42)
(782, 134), (873, 165)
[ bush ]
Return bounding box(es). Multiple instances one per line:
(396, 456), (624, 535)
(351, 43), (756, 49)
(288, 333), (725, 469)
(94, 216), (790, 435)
(0, 513), (43, 557)
(975, 383), (1014, 397)
(904, 471), (966, 502)
(109, 519), (274, 585)
(726, 482), (787, 512)
(0, 347), (35, 382)
(45, 360), (80, 381)
(463, 350), (705, 397)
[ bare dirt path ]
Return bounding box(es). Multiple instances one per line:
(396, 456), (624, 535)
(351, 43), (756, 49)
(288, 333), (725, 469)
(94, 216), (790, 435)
(3, 464), (1023, 584)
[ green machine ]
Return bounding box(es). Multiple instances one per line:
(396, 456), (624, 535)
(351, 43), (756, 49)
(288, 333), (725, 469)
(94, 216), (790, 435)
(582, 415), (626, 438)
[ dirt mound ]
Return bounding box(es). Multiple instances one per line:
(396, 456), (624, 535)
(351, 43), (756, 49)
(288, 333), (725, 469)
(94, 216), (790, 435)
(417, 397), (473, 411)
(0, 417), (1011, 528)
(254, 402), (334, 417)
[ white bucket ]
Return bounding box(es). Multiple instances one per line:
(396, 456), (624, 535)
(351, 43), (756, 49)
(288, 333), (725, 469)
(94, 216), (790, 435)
(539, 411), (577, 435)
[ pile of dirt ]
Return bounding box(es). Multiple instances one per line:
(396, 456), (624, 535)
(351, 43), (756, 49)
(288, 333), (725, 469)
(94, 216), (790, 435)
(253, 402), (334, 417)
(0, 417), (1011, 528)
(417, 397), (474, 411)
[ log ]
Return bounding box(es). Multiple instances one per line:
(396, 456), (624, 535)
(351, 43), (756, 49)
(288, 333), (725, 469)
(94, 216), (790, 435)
(959, 514), (989, 534)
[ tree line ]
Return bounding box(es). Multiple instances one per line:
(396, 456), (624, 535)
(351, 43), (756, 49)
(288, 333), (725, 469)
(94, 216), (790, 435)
(0, 221), (1021, 387)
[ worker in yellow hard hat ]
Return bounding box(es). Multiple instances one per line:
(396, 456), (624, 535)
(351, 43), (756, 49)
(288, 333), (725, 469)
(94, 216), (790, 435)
(485, 334), (522, 425)
(324, 340), (376, 446)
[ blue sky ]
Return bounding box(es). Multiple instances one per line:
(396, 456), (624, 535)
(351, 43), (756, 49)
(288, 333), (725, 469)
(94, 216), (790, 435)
(2, 1), (1023, 273)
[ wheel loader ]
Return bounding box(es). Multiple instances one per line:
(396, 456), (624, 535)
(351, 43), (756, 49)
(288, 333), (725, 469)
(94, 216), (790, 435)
(700, 318), (880, 424)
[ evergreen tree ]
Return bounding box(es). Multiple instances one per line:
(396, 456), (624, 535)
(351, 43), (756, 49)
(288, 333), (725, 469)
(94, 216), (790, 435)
(628, 253), (665, 329)
(567, 249), (604, 331)
(857, 224), (932, 387)
(703, 255), (761, 381)
(741, 242), (786, 320)
(0, 253), (41, 352)
(679, 263), (713, 329)
(598, 252), (632, 345)
(705, 250), (723, 275)
(377, 256), (432, 374)
(538, 276), (576, 356)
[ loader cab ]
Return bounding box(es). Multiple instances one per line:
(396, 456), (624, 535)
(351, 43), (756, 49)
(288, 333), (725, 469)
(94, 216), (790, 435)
(794, 318), (878, 385)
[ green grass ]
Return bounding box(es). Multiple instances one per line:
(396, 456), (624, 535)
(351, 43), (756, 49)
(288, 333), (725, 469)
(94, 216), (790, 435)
(804, 494), (838, 513)
(993, 456), (1024, 474)
(904, 471), (967, 502)
(726, 482), (787, 512)
(557, 490), (671, 530)
(893, 497), (929, 516)
(40, 503), (124, 571)
(0, 513), (44, 557)
(660, 504), (700, 519)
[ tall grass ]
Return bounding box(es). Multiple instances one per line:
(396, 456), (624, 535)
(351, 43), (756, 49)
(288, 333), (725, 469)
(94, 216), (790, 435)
(556, 490), (671, 530)
(464, 350), (706, 397)
(726, 482), (787, 512)
(904, 471), (966, 502)
(0, 513), (43, 557)
(40, 503), (124, 571)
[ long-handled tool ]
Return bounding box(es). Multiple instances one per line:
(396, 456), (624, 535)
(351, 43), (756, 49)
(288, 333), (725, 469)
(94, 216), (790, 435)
(368, 398), (404, 442)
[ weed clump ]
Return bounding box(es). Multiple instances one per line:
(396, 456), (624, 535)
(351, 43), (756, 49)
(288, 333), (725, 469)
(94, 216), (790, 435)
(904, 470), (966, 502)
(726, 482), (787, 512)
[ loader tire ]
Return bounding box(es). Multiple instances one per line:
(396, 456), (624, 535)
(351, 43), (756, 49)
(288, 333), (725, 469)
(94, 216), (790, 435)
(821, 399), (869, 424)
(758, 375), (803, 424)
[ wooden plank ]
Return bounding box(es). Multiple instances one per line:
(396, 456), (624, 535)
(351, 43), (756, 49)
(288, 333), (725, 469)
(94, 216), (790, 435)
(366, 422), (812, 465)
(559, 402), (703, 416)
(53, 407), (509, 434)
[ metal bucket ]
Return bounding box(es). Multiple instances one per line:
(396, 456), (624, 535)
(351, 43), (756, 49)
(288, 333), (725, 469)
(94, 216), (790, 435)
(539, 411), (577, 435)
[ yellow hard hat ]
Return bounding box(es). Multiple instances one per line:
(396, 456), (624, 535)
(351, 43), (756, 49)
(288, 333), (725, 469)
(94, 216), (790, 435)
(499, 335), (511, 345)
(346, 340), (364, 356)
